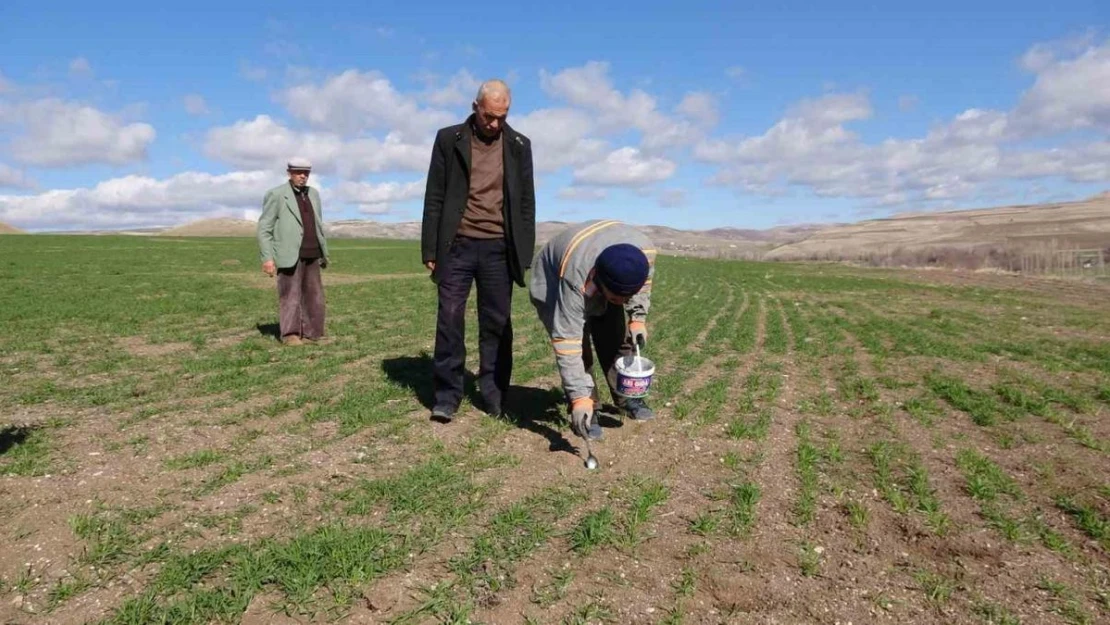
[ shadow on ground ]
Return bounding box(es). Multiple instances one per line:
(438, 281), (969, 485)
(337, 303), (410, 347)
(0, 427), (32, 456)
(255, 322), (281, 339)
(381, 352), (622, 456)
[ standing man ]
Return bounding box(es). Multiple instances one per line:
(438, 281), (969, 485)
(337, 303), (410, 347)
(421, 79), (536, 421)
(529, 220), (657, 441)
(257, 157), (330, 346)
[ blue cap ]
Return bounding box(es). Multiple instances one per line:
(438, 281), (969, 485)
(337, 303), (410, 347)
(594, 243), (649, 296)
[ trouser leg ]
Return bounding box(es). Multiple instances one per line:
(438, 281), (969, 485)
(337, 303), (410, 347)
(433, 238), (476, 410)
(474, 238), (514, 411)
(299, 258), (326, 339)
(589, 302), (632, 407)
(276, 261), (304, 338)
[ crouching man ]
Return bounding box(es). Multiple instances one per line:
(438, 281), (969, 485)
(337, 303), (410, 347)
(529, 219), (657, 441)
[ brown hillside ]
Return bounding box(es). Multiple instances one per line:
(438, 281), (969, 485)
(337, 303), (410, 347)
(0, 221), (26, 234)
(764, 194), (1110, 261)
(159, 218), (257, 237)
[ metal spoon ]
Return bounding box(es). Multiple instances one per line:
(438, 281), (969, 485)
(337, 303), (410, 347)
(583, 434), (599, 469)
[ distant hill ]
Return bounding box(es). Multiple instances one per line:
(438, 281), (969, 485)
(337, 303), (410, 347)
(0, 221), (25, 234)
(764, 194), (1110, 261)
(159, 218), (257, 238)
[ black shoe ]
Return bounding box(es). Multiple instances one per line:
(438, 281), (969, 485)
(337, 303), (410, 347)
(623, 398), (655, 421)
(431, 405), (456, 423)
(481, 397), (503, 418)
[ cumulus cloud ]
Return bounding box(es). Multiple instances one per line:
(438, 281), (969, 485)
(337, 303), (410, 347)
(419, 69), (481, 107)
(203, 114), (430, 178)
(572, 147), (677, 187)
(0, 163), (35, 190)
(2, 98), (155, 167)
(556, 186), (608, 202)
(239, 60), (268, 82)
(279, 69), (454, 139)
(539, 61), (711, 151)
(333, 180), (425, 213)
(1010, 41), (1110, 135)
(69, 57), (93, 78)
(677, 92), (719, 128)
(183, 94), (210, 115)
(0, 170), (279, 230)
(511, 108), (609, 172)
(695, 40), (1110, 204)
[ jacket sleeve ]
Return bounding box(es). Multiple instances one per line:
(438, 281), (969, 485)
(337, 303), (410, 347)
(421, 131), (447, 263)
(257, 188), (280, 263)
(549, 279), (594, 402)
(519, 137), (536, 268)
(625, 250), (655, 321)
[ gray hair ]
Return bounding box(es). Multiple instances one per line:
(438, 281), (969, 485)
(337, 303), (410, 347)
(475, 79), (511, 104)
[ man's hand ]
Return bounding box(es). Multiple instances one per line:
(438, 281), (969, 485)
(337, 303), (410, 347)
(425, 260), (435, 271)
(569, 397), (593, 439)
(629, 320), (647, 348)
(262, 260), (276, 277)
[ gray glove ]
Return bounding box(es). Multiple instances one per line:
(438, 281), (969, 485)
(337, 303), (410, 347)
(571, 402), (592, 439)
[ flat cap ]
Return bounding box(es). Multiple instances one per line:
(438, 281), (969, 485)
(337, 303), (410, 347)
(286, 157), (312, 171)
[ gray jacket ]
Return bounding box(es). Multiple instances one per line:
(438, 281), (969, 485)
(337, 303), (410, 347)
(528, 220), (656, 402)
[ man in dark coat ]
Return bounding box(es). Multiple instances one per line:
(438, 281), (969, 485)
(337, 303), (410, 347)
(421, 79), (536, 421)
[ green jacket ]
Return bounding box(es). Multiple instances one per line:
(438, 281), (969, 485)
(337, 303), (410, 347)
(257, 182), (330, 269)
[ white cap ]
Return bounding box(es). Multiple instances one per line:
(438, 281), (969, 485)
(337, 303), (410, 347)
(286, 157), (312, 171)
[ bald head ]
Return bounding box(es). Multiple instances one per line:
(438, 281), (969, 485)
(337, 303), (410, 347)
(472, 79), (511, 139)
(475, 79), (511, 106)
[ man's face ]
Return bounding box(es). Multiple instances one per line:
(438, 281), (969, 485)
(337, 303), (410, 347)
(472, 94), (509, 138)
(599, 282), (632, 306)
(288, 169), (310, 186)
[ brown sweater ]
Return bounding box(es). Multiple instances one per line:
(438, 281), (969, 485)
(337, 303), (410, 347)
(292, 183), (321, 259)
(457, 131), (505, 239)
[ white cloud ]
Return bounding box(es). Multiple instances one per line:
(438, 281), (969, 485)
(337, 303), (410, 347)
(2, 98), (156, 167)
(239, 60), (268, 82)
(1010, 40), (1110, 135)
(203, 114), (431, 178)
(0, 163), (35, 189)
(539, 61), (706, 150)
(0, 170), (280, 230)
(419, 69), (480, 107)
(572, 147), (677, 187)
(556, 186), (608, 202)
(511, 107), (608, 172)
(183, 94), (210, 115)
(334, 180), (424, 213)
(725, 66), (745, 80)
(69, 57), (93, 78)
(695, 47), (1110, 206)
(0, 71), (11, 94)
(279, 69), (454, 139)
(898, 94), (919, 111)
(677, 92), (719, 128)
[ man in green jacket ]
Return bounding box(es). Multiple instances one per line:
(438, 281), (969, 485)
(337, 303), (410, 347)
(257, 158), (330, 346)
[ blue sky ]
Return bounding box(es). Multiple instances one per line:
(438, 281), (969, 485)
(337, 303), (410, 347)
(0, 0), (1107, 231)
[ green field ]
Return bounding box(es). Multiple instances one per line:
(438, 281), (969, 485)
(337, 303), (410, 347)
(1, 235), (1109, 625)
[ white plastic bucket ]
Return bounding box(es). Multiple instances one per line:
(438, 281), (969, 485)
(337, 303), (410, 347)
(611, 348), (655, 399)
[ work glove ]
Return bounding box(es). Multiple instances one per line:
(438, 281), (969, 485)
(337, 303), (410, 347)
(629, 320), (647, 348)
(570, 397), (594, 439)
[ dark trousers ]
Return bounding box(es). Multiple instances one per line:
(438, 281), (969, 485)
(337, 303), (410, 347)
(276, 258), (325, 339)
(577, 301), (635, 409)
(433, 236), (514, 411)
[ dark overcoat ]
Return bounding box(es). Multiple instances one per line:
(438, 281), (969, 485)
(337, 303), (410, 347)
(420, 115), (536, 286)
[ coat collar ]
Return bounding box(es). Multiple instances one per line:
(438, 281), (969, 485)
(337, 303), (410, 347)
(283, 181), (317, 226)
(454, 114), (522, 173)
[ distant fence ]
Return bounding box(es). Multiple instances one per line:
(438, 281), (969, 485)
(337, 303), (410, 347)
(1017, 248), (1108, 277)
